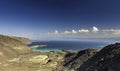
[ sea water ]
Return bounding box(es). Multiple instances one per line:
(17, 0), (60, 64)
(28, 40), (115, 52)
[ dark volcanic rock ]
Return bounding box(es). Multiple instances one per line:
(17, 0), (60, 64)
(79, 43), (120, 71)
(60, 49), (98, 71)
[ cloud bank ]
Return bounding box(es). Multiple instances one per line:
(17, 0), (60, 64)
(21, 26), (120, 39)
(47, 26), (120, 38)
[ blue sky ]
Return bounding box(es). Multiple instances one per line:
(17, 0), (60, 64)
(0, 0), (120, 39)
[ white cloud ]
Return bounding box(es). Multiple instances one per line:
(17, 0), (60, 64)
(102, 29), (120, 35)
(72, 29), (77, 34)
(103, 29), (115, 32)
(47, 32), (50, 35)
(92, 26), (99, 32)
(78, 29), (89, 33)
(63, 30), (71, 34)
(46, 27), (120, 39)
(54, 30), (59, 34)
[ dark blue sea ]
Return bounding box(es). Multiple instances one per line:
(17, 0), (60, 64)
(28, 39), (118, 52)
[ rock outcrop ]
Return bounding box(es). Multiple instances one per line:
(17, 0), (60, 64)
(0, 51), (66, 71)
(64, 49), (98, 71)
(57, 49), (98, 71)
(79, 43), (120, 71)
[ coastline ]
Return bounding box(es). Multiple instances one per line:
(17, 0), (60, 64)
(0, 35), (120, 71)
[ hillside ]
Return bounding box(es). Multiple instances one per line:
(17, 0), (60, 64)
(0, 35), (31, 59)
(0, 35), (66, 71)
(59, 49), (98, 71)
(78, 43), (120, 71)
(10, 36), (32, 44)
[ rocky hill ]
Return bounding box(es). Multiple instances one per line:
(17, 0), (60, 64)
(0, 35), (66, 71)
(78, 43), (120, 71)
(58, 49), (98, 71)
(10, 36), (32, 44)
(0, 35), (31, 59)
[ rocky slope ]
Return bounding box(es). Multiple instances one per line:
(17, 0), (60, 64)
(0, 35), (66, 71)
(0, 35), (31, 59)
(58, 49), (98, 71)
(10, 36), (32, 44)
(0, 51), (67, 71)
(78, 43), (120, 71)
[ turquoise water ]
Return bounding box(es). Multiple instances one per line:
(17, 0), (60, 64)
(28, 40), (114, 52)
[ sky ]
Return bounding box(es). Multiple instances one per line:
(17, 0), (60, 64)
(0, 0), (120, 40)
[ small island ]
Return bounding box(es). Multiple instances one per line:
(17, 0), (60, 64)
(30, 44), (47, 48)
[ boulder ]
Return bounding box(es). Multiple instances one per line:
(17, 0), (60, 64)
(29, 55), (49, 64)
